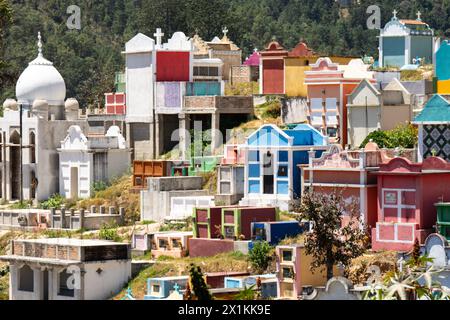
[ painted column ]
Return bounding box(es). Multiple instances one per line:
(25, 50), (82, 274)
(211, 111), (221, 153)
(405, 35), (411, 66)
(178, 113), (190, 161)
(379, 35), (384, 68)
(259, 60), (264, 95)
(417, 124), (424, 162)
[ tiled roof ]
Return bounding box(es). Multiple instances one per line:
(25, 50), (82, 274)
(400, 19), (427, 25)
(414, 94), (450, 122)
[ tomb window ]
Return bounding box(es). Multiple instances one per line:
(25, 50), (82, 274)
(29, 131), (36, 164)
(282, 250), (293, 262)
(30, 171), (37, 199)
(18, 265), (34, 292)
(209, 67), (219, 77)
(254, 227), (266, 241)
(172, 239), (181, 248)
(224, 226), (235, 239)
(159, 239), (169, 249)
(282, 267), (294, 279)
(326, 127), (338, 138)
(277, 165), (288, 177)
(58, 269), (75, 297)
(152, 284), (161, 294)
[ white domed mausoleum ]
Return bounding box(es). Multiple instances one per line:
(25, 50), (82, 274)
(0, 33), (91, 202)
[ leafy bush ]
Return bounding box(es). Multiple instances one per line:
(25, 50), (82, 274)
(142, 220), (156, 225)
(359, 124), (418, 149)
(44, 229), (73, 239)
(92, 181), (110, 194)
(99, 224), (122, 242)
(9, 200), (32, 209)
(248, 241), (273, 274)
(40, 194), (65, 209)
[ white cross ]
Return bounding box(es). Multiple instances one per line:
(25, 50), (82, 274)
(393, 9), (398, 19)
(417, 11), (422, 20)
(154, 28), (164, 47)
(222, 26), (228, 37)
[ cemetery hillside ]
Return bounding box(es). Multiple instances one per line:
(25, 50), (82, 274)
(2, 0), (450, 306)
(3, 0), (450, 107)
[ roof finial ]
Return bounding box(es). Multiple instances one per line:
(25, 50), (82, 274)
(154, 28), (164, 48)
(222, 26), (228, 37)
(392, 9), (398, 20)
(37, 32), (43, 57)
(416, 10), (422, 21)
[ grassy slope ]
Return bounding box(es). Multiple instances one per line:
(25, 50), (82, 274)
(77, 174), (140, 223)
(113, 251), (250, 300)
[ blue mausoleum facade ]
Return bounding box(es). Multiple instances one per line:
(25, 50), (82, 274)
(239, 124), (328, 210)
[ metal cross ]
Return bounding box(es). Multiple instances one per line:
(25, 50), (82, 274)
(154, 28), (164, 47)
(392, 9), (398, 19)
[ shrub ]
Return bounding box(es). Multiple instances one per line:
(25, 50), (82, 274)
(99, 224), (122, 242)
(248, 241), (273, 274)
(92, 181), (110, 194)
(359, 124), (418, 149)
(40, 194), (65, 209)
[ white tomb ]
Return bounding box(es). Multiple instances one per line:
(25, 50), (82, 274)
(58, 125), (130, 199)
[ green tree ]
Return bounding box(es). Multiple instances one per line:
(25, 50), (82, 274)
(248, 241), (273, 274)
(188, 263), (212, 300)
(235, 284), (256, 300)
(294, 191), (368, 280)
(0, 0), (12, 81)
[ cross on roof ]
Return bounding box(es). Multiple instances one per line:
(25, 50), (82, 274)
(154, 28), (164, 47)
(392, 9), (398, 19)
(417, 10), (422, 21)
(222, 26), (228, 37)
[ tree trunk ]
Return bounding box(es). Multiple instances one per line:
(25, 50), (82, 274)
(326, 263), (334, 280)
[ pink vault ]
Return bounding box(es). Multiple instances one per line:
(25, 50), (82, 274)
(371, 156), (450, 252)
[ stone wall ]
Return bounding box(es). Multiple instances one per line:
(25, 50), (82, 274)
(281, 97), (308, 124)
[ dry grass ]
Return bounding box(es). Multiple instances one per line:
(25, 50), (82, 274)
(225, 82), (259, 96)
(113, 251), (250, 300)
(347, 251), (398, 286)
(77, 174), (140, 224)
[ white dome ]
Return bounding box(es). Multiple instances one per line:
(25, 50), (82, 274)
(16, 33), (66, 106)
(3, 99), (17, 110)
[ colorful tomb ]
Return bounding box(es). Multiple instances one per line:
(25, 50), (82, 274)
(414, 94), (450, 162)
(371, 156), (450, 251)
(239, 124), (328, 211)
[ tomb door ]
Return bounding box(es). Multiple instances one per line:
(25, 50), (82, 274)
(262, 150), (274, 194)
(70, 167), (79, 199)
(42, 269), (49, 300)
(9, 131), (21, 200)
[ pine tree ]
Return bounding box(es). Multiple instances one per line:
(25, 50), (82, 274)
(188, 263), (212, 300)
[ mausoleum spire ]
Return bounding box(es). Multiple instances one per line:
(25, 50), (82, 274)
(392, 9), (398, 20)
(37, 32), (43, 58)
